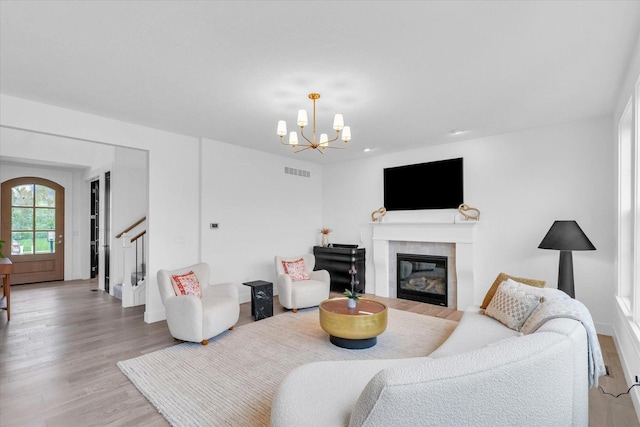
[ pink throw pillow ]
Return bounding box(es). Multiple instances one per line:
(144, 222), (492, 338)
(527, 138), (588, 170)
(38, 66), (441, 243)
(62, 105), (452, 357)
(282, 258), (309, 281)
(170, 271), (203, 298)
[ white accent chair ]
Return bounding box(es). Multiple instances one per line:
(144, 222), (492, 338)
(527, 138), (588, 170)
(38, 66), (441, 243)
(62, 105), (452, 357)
(274, 254), (330, 313)
(157, 262), (239, 345)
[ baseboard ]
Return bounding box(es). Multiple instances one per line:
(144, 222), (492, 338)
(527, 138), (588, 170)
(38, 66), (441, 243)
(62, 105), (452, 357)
(613, 297), (640, 421)
(595, 321), (615, 337)
(144, 308), (166, 324)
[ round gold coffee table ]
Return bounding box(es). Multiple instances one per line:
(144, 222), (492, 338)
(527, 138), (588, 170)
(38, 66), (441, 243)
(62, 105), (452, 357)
(319, 298), (388, 349)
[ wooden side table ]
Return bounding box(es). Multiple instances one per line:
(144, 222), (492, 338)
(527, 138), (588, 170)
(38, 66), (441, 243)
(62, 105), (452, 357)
(0, 258), (13, 321)
(242, 280), (273, 320)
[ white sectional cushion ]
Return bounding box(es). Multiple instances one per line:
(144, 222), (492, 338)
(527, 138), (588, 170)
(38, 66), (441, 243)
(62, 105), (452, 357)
(429, 305), (520, 358)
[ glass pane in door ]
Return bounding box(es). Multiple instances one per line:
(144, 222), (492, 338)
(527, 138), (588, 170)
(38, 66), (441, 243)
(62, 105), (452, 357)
(11, 231), (32, 254)
(12, 207), (33, 230)
(12, 184), (34, 206)
(35, 231), (54, 254)
(35, 184), (55, 207)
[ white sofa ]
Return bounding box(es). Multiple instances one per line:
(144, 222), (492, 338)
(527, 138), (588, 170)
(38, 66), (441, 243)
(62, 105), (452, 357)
(270, 294), (590, 426)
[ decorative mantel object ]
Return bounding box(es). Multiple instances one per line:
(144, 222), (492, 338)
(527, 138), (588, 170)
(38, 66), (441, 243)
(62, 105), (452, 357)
(457, 204), (480, 221)
(371, 206), (387, 222)
(320, 228), (332, 247)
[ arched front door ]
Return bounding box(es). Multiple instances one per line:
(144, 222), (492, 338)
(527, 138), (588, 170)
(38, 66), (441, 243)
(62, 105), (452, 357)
(1, 177), (65, 284)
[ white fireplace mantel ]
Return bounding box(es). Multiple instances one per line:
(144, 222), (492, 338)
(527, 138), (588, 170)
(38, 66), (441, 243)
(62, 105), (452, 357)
(371, 221), (478, 310)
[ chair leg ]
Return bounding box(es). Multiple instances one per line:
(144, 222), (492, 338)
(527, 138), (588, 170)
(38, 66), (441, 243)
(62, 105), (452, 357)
(292, 308), (298, 313)
(201, 339), (208, 345)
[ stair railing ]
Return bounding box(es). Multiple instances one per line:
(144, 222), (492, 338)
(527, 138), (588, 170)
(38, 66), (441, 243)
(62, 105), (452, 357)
(115, 216), (146, 239)
(131, 230), (146, 287)
(116, 217), (147, 307)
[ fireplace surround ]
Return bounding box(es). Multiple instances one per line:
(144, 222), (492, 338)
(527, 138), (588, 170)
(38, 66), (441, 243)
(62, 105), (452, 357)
(371, 221), (477, 310)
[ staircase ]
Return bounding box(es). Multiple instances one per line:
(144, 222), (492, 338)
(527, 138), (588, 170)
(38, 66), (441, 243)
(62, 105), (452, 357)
(113, 217), (147, 307)
(113, 271), (146, 304)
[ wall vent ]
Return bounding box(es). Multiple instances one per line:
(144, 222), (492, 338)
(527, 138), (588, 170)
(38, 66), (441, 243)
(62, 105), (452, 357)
(284, 166), (311, 178)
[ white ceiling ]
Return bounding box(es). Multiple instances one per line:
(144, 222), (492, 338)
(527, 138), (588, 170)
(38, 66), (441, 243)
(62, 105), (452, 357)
(1, 1), (639, 165)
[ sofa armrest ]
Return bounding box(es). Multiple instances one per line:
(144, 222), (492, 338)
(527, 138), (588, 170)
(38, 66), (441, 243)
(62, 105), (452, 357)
(275, 273), (293, 308)
(204, 282), (239, 301)
(308, 269), (329, 284)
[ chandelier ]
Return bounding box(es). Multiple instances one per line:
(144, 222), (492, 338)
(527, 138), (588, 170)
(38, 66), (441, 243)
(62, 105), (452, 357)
(277, 93), (351, 154)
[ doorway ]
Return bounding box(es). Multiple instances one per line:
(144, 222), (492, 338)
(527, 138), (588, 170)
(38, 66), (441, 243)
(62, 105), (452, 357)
(1, 177), (65, 284)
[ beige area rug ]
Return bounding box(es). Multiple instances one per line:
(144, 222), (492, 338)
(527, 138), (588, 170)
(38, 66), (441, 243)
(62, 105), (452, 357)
(117, 307), (458, 427)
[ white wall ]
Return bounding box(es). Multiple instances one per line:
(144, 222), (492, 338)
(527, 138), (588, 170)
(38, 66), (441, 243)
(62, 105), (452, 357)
(0, 126), (116, 166)
(0, 94), (201, 323)
(201, 138), (323, 302)
(323, 116), (616, 333)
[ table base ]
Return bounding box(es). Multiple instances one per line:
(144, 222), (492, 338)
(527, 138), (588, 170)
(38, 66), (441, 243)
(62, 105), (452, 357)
(329, 335), (377, 349)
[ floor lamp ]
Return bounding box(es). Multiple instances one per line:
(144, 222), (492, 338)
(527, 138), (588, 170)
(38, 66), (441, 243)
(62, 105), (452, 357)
(538, 220), (596, 298)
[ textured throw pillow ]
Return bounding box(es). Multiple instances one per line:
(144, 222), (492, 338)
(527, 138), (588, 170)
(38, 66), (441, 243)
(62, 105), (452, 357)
(170, 271), (203, 298)
(281, 258), (309, 281)
(485, 279), (543, 331)
(480, 272), (546, 309)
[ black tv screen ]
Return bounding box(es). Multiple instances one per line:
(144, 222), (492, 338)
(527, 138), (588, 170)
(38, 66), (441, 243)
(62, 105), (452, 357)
(383, 158), (463, 211)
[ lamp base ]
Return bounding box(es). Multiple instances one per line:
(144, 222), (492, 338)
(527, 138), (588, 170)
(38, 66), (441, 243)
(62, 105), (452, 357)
(558, 250), (575, 298)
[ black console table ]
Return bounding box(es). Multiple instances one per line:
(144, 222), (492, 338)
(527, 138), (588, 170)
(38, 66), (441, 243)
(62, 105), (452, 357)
(313, 246), (365, 293)
(242, 280), (273, 320)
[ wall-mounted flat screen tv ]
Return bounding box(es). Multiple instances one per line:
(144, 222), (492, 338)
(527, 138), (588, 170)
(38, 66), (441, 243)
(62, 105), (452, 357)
(383, 157), (463, 211)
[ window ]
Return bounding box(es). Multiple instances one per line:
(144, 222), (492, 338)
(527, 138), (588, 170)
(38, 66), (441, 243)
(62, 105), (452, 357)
(635, 75), (640, 324)
(618, 98), (634, 311)
(10, 183), (57, 255)
(618, 74), (640, 325)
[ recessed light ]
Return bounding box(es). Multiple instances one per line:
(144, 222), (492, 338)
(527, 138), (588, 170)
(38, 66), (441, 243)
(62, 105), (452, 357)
(450, 129), (466, 135)
(363, 148), (372, 152)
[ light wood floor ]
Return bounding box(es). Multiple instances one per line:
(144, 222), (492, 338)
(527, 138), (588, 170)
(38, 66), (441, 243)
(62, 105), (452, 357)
(0, 279), (638, 426)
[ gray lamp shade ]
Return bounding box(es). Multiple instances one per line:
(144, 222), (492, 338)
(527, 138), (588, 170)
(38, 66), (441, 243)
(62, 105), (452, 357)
(538, 220), (596, 251)
(538, 220), (595, 298)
